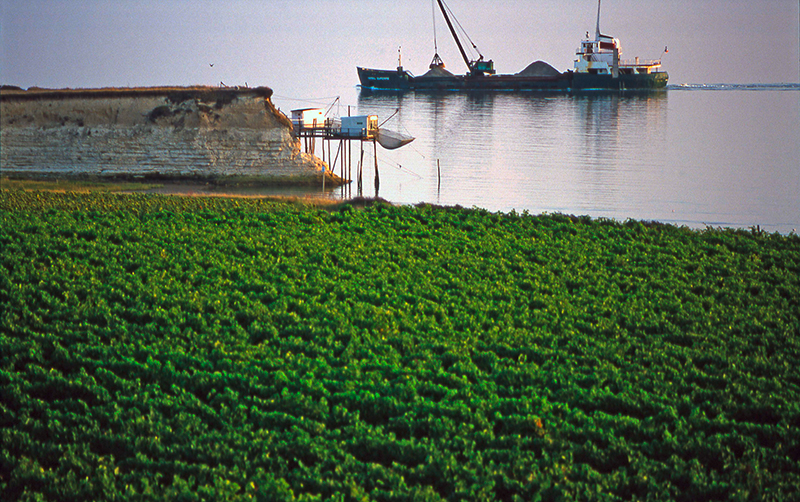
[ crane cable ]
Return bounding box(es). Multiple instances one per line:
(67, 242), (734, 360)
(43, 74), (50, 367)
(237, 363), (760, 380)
(439, 0), (483, 60)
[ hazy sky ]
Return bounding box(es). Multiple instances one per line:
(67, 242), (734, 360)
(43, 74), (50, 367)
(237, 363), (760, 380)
(2, 0), (799, 98)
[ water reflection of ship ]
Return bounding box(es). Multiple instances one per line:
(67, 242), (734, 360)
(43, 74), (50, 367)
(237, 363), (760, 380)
(358, 91), (668, 155)
(356, 91), (669, 209)
(572, 93), (669, 212)
(357, 90), (500, 166)
(575, 92), (669, 158)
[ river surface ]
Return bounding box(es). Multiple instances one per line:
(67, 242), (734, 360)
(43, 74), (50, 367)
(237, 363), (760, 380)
(266, 84), (800, 234)
(327, 84), (799, 234)
(3, 0), (799, 231)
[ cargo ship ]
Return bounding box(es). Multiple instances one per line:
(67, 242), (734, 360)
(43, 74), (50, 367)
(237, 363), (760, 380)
(357, 0), (668, 92)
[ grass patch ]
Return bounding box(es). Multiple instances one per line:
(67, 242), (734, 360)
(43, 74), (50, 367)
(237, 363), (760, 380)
(0, 177), (161, 193)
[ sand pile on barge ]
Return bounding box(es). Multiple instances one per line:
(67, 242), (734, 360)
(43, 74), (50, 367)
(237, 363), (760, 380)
(516, 61), (562, 77)
(418, 66), (456, 79)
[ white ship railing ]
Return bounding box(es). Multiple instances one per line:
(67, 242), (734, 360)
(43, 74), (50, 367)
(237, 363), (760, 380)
(619, 59), (661, 67)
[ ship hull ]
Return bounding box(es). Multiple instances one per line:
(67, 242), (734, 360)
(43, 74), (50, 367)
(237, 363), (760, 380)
(571, 71), (669, 91)
(358, 67), (570, 91)
(357, 67), (415, 89)
(357, 67), (668, 92)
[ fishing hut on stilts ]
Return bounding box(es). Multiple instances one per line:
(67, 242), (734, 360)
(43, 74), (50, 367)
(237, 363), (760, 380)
(292, 105), (414, 196)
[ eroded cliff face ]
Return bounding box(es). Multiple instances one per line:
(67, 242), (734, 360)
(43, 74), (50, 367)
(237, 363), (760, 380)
(0, 86), (332, 183)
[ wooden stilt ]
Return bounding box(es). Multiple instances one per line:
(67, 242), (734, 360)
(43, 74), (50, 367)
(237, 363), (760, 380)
(294, 111), (396, 195)
(358, 142), (364, 194)
(332, 141), (341, 175)
(340, 139), (345, 181)
(373, 139), (379, 195)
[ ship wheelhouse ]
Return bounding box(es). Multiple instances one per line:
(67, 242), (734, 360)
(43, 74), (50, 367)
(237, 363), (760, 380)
(574, 33), (662, 76)
(575, 34), (620, 75)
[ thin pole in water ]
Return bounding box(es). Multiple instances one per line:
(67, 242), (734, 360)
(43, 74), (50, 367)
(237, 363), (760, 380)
(358, 141), (364, 195)
(373, 140), (380, 195)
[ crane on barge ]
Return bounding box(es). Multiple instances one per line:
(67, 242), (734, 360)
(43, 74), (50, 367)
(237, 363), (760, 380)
(432, 0), (495, 76)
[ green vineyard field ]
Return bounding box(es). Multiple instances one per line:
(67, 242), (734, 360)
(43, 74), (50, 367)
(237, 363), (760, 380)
(1, 190), (799, 501)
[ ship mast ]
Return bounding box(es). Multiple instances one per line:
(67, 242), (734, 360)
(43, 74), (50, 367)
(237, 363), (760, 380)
(595, 0), (602, 39)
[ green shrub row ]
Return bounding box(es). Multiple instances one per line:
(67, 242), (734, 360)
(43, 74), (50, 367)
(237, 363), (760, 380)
(1, 190), (799, 501)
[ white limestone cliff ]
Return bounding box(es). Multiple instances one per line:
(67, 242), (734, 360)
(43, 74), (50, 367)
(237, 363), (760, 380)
(0, 86), (339, 184)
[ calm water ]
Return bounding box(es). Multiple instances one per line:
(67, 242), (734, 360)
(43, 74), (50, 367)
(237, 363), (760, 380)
(4, 0), (799, 231)
(270, 86), (799, 234)
(205, 86), (800, 233)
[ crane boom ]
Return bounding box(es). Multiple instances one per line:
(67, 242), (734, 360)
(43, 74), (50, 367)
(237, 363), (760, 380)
(435, 0), (471, 71)
(434, 0), (495, 76)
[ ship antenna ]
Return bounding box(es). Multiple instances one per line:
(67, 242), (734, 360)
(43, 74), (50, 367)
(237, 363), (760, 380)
(431, 0), (439, 55)
(595, 0), (602, 39)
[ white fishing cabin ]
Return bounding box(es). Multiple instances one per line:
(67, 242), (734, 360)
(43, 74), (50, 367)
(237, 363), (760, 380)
(340, 115), (378, 139)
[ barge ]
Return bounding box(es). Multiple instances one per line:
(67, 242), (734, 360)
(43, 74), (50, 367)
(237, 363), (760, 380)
(357, 0), (668, 92)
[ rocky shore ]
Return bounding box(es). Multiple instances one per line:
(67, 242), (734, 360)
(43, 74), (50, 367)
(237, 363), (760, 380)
(0, 86), (342, 185)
